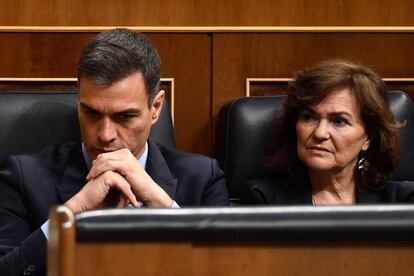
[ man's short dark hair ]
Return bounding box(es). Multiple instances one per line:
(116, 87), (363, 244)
(77, 28), (161, 106)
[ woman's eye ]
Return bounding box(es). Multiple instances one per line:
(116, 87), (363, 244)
(333, 117), (349, 126)
(300, 112), (316, 122)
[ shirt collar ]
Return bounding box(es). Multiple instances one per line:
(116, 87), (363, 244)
(81, 142), (148, 171)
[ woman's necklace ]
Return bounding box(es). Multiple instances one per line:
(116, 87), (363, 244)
(311, 190), (356, 205)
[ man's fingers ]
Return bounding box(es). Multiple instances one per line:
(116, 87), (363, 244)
(105, 172), (138, 207)
(116, 196), (129, 208)
(87, 159), (126, 180)
(87, 150), (133, 180)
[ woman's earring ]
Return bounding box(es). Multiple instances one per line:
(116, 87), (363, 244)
(357, 150), (369, 174)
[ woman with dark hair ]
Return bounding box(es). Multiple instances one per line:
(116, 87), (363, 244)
(241, 59), (414, 205)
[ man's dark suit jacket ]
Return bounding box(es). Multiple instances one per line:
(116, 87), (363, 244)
(0, 140), (229, 276)
(241, 175), (414, 205)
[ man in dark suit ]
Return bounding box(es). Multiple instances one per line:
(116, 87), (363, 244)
(0, 28), (229, 276)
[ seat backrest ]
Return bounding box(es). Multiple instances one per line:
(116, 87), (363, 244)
(49, 205), (414, 276)
(0, 91), (175, 162)
(225, 90), (414, 199)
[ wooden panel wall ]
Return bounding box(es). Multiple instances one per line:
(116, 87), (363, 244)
(73, 241), (414, 276)
(213, 32), (414, 110)
(1, 0), (414, 26)
(0, 1), (413, 160)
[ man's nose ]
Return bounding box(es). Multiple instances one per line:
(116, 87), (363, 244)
(97, 117), (117, 143)
(313, 120), (330, 140)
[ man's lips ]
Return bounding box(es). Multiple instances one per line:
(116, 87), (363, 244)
(93, 147), (120, 154)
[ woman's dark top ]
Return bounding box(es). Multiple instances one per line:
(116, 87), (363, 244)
(240, 175), (414, 205)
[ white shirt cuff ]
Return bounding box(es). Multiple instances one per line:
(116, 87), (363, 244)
(127, 200), (180, 208)
(170, 201), (180, 208)
(41, 220), (49, 240)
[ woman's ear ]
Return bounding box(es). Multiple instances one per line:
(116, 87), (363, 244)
(362, 139), (370, 151)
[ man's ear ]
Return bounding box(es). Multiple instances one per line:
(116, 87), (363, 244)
(151, 90), (165, 124)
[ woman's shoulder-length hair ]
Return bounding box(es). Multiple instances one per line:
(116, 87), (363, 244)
(268, 59), (403, 189)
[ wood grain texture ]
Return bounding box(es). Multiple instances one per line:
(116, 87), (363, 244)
(248, 80), (414, 97)
(0, 33), (92, 77)
(212, 33), (414, 118)
(74, 241), (414, 276)
(1, 0), (414, 26)
(150, 34), (212, 155)
(48, 206), (75, 276)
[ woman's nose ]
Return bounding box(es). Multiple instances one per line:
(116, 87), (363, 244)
(313, 120), (330, 140)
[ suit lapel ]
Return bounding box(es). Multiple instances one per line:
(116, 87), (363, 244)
(145, 140), (178, 199)
(284, 177), (313, 205)
(56, 143), (88, 203)
(355, 183), (384, 203)
(270, 175), (312, 205)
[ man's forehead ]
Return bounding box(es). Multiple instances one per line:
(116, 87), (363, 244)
(79, 73), (148, 96)
(79, 70), (145, 85)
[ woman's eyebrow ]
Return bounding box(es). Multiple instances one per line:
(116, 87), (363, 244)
(301, 107), (315, 113)
(328, 111), (353, 118)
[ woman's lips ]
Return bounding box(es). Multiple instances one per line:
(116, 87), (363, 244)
(307, 146), (332, 154)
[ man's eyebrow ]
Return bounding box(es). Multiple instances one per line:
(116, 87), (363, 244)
(79, 102), (141, 115)
(79, 102), (97, 112)
(114, 108), (141, 115)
